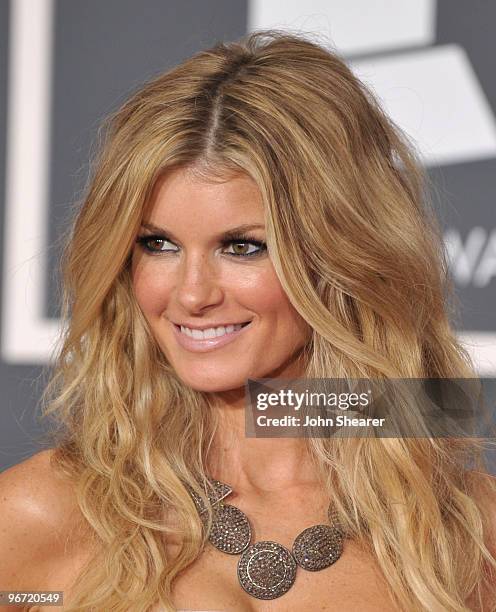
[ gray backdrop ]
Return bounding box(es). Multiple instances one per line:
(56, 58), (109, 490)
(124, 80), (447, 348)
(1, 0), (495, 471)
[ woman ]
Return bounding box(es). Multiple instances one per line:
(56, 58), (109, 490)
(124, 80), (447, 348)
(1, 29), (495, 612)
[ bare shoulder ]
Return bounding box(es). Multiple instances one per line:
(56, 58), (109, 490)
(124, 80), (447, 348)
(0, 448), (79, 527)
(0, 449), (89, 592)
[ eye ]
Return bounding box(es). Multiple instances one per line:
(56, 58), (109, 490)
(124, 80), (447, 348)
(135, 233), (267, 258)
(136, 235), (178, 253)
(223, 240), (266, 257)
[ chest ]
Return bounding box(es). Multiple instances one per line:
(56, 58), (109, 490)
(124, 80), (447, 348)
(168, 537), (400, 612)
(28, 513), (400, 612)
(26, 547), (94, 612)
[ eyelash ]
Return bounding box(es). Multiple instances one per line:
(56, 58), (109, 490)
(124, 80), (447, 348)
(135, 233), (268, 258)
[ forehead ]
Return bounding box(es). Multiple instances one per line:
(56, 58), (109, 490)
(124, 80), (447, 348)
(144, 166), (265, 225)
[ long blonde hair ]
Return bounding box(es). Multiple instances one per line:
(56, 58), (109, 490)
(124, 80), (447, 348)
(41, 29), (496, 611)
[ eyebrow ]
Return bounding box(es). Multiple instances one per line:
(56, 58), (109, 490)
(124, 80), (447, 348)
(140, 222), (266, 242)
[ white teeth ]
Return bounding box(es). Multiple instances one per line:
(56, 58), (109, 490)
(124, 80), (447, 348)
(179, 322), (247, 340)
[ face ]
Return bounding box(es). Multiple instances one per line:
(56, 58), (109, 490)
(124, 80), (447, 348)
(131, 166), (311, 393)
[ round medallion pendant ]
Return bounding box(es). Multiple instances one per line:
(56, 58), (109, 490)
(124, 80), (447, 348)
(237, 541), (297, 599)
(209, 503), (251, 554)
(292, 524), (343, 571)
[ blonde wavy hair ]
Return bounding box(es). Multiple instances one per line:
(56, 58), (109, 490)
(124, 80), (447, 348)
(40, 29), (496, 611)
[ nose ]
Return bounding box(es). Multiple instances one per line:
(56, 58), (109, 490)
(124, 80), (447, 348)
(174, 251), (223, 313)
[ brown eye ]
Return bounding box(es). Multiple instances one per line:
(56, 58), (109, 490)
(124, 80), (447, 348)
(231, 243), (251, 255)
(136, 235), (178, 253)
(224, 241), (264, 257)
(148, 238), (165, 251)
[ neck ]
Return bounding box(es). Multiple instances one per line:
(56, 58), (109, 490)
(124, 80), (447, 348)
(206, 388), (322, 496)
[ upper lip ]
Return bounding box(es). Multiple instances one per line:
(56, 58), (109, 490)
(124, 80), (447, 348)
(172, 320), (252, 331)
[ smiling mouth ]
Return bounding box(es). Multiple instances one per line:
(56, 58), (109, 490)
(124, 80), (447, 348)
(174, 321), (251, 340)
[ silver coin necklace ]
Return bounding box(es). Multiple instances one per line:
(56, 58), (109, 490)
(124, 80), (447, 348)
(186, 478), (345, 600)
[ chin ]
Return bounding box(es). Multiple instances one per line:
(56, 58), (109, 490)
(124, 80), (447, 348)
(184, 379), (247, 393)
(174, 368), (249, 393)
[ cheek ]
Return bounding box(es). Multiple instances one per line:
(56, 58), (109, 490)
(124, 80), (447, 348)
(249, 268), (292, 311)
(131, 256), (305, 329)
(215, 265), (286, 317)
(253, 270), (312, 344)
(131, 259), (172, 316)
